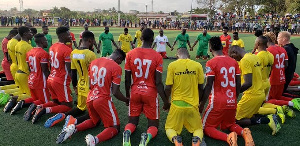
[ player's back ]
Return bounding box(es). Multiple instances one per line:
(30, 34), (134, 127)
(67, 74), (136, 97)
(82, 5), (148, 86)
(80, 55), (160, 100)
(48, 42), (72, 85)
(125, 48), (163, 90)
(206, 55), (240, 109)
(15, 40), (33, 74)
(26, 48), (49, 89)
(88, 57), (122, 101)
(71, 49), (96, 81)
(257, 50), (274, 81)
(267, 45), (288, 85)
(7, 39), (19, 65)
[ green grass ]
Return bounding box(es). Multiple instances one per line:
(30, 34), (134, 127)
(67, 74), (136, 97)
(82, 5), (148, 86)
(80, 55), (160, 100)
(0, 27), (300, 146)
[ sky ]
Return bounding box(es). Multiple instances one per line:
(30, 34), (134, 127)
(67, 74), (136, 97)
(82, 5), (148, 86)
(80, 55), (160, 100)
(0, 0), (199, 13)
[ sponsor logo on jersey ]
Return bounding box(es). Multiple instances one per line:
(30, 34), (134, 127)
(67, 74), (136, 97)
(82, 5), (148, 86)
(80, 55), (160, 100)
(175, 69), (196, 75)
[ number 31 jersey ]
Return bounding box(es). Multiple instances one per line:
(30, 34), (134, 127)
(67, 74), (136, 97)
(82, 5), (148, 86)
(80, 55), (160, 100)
(26, 47), (49, 89)
(48, 42), (72, 85)
(87, 58), (122, 102)
(124, 48), (163, 90)
(205, 55), (240, 109)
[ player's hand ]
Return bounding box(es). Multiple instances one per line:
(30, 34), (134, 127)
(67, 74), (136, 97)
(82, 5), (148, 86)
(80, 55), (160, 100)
(125, 97), (130, 106)
(97, 49), (101, 54)
(73, 87), (78, 95)
(170, 47), (174, 51)
(163, 102), (171, 111)
(190, 47), (193, 51)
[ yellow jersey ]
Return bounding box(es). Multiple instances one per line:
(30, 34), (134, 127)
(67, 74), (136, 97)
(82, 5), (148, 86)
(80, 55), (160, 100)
(257, 51), (274, 81)
(118, 34), (133, 53)
(135, 30), (142, 47)
(15, 40), (33, 74)
(7, 38), (19, 65)
(240, 53), (263, 95)
(232, 39), (245, 48)
(71, 49), (97, 95)
(165, 59), (204, 107)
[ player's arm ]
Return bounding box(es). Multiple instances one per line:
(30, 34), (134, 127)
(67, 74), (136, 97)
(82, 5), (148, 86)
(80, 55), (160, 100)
(78, 39), (82, 48)
(284, 60), (288, 69)
(112, 83), (129, 104)
(6, 52), (12, 64)
(98, 40), (101, 51)
(133, 37), (137, 45)
(166, 42), (173, 49)
(152, 42), (156, 49)
(73, 40), (78, 49)
(41, 63), (50, 78)
(130, 41), (135, 49)
(94, 40), (100, 54)
(171, 40), (177, 50)
(112, 40), (119, 49)
(236, 75), (241, 98)
(156, 71), (170, 110)
(125, 70), (131, 98)
(66, 62), (72, 78)
(200, 76), (214, 113)
(191, 40), (198, 49)
(71, 69), (78, 89)
(240, 73), (252, 93)
(164, 85), (172, 101)
(187, 40), (192, 50)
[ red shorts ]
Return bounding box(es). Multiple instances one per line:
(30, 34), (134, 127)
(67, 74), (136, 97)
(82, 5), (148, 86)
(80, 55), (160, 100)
(129, 87), (159, 120)
(202, 108), (236, 130)
(1, 60), (13, 80)
(267, 84), (284, 101)
(87, 97), (120, 127)
(158, 52), (168, 59)
(47, 80), (72, 103)
(30, 88), (50, 104)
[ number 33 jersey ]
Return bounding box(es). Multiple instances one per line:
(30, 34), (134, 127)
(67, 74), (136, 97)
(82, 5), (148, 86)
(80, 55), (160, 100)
(26, 47), (49, 89)
(87, 58), (122, 102)
(124, 48), (163, 90)
(205, 55), (240, 109)
(48, 42), (72, 85)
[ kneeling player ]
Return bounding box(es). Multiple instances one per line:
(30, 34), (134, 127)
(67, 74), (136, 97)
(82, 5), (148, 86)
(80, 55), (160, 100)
(164, 49), (204, 146)
(201, 37), (254, 146)
(56, 49), (128, 146)
(10, 34), (50, 116)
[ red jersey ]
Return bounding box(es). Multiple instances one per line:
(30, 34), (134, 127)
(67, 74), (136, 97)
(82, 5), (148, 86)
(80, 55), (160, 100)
(26, 47), (49, 89)
(124, 48), (163, 90)
(87, 58), (122, 102)
(2, 38), (9, 63)
(267, 45), (288, 85)
(48, 42), (72, 85)
(66, 32), (76, 49)
(220, 34), (232, 55)
(205, 55), (240, 109)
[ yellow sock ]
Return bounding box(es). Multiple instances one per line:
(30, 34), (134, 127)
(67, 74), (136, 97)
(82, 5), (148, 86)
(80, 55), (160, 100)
(193, 129), (204, 140)
(0, 84), (18, 90)
(257, 107), (276, 115)
(262, 103), (278, 108)
(4, 88), (20, 94)
(166, 129), (177, 142)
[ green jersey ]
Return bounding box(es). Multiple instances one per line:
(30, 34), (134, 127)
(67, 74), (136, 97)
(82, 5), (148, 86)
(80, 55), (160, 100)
(197, 34), (211, 49)
(31, 38), (36, 47)
(175, 33), (189, 49)
(44, 34), (52, 52)
(99, 32), (114, 51)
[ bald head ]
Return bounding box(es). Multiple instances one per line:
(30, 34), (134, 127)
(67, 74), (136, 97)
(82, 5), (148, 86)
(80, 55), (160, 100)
(229, 45), (245, 61)
(177, 48), (190, 59)
(256, 36), (268, 48)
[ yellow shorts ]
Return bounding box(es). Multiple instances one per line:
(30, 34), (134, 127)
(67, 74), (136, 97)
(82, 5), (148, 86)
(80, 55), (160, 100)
(121, 48), (130, 54)
(3, 88), (20, 94)
(76, 80), (89, 111)
(0, 84), (18, 90)
(10, 64), (18, 82)
(165, 103), (203, 134)
(15, 72), (30, 96)
(236, 93), (265, 120)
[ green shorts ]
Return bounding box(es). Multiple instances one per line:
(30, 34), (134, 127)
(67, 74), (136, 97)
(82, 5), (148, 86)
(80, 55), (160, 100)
(197, 47), (208, 56)
(101, 49), (113, 57)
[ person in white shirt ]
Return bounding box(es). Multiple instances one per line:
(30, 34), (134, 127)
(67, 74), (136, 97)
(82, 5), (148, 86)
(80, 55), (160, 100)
(152, 29), (173, 59)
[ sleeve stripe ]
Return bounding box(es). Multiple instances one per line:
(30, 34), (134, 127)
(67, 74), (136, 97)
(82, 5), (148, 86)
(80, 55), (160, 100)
(40, 62), (48, 63)
(236, 74), (241, 75)
(156, 70), (163, 73)
(206, 75), (215, 77)
(125, 69), (131, 71)
(112, 82), (120, 85)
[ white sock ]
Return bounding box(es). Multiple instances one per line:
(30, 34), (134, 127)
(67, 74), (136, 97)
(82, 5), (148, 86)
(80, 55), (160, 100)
(45, 107), (51, 113)
(95, 136), (99, 144)
(288, 101), (294, 107)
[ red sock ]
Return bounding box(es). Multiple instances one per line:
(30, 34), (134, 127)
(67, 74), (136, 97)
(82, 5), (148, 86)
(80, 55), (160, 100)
(42, 101), (58, 107)
(96, 127), (118, 143)
(124, 123), (136, 134)
(147, 126), (158, 139)
(48, 105), (71, 113)
(279, 96), (293, 101)
(33, 100), (42, 105)
(76, 119), (96, 131)
(267, 99), (289, 106)
(24, 98), (34, 104)
(204, 127), (227, 142)
(229, 124), (243, 136)
(289, 80), (300, 86)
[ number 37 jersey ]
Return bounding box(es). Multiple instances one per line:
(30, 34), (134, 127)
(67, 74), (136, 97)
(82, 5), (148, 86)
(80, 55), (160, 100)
(205, 56), (240, 109)
(124, 48), (163, 90)
(48, 43), (72, 85)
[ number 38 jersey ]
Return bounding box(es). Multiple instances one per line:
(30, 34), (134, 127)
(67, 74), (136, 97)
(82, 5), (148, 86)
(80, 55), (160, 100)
(124, 48), (163, 90)
(267, 45), (288, 85)
(87, 58), (122, 102)
(205, 55), (240, 109)
(26, 47), (49, 89)
(48, 42), (72, 85)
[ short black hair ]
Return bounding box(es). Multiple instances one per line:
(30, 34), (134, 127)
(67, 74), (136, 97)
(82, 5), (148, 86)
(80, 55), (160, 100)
(255, 29), (263, 37)
(18, 26), (30, 37)
(223, 26), (229, 30)
(30, 27), (37, 35)
(42, 25), (48, 29)
(82, 31), (95, 41)
(34, 33), (45, 43)
(141, 28), (154, 42)
(233, 32), (238, 35)
(56, 26), (69, 35)
(13, 27), (18, 30)
(209, 36), (222, 51)
(113, 49), (126, 61)
(124, 28), (128, 31)
(9, 29), (18, 36)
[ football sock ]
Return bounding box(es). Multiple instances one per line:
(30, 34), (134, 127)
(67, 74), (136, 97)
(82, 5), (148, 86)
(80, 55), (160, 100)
(250, 116), (270, 125)
(262, 103), (278, 108)
(41, 101), (58, 108)
(166, 129), (178, 142)
(24, 98), (34, 104)
(76, 119), (96, 131)
(65, 107), (85, 117)
(267, 99), (289, 106)
(76, 113), (90, 124)
(147, 126), (158, 140)
(204, 127), (227, 142)
(48, 105), (71, 113)
(96, 127), (118, 143)
(229, 124), (243, 136)
(17, 94), (30, 101)
(33, 100), (42, 105)
(193, 129), (204, 140)
(257, 107), (276, 115)
(124, 123), (136, 134)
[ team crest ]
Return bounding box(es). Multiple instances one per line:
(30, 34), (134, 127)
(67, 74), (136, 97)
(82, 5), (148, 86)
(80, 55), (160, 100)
(205, 67), (212, 74)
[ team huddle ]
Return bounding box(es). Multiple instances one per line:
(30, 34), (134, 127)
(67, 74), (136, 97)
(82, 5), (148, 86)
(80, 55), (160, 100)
(0, 24), (300, 146)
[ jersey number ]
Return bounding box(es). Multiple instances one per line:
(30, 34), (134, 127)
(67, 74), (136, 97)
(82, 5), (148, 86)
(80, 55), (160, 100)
(134, 58), (152, 79)
(91, 66), (107, 87)
(275, 53), (285, 69)
(220, 67), (236, 88)
(50, 51), (59, 68)
(28, 56), (37, 72)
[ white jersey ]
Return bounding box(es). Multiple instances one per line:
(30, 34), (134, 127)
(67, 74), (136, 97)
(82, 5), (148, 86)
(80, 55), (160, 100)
(154, 35), (169, 52)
